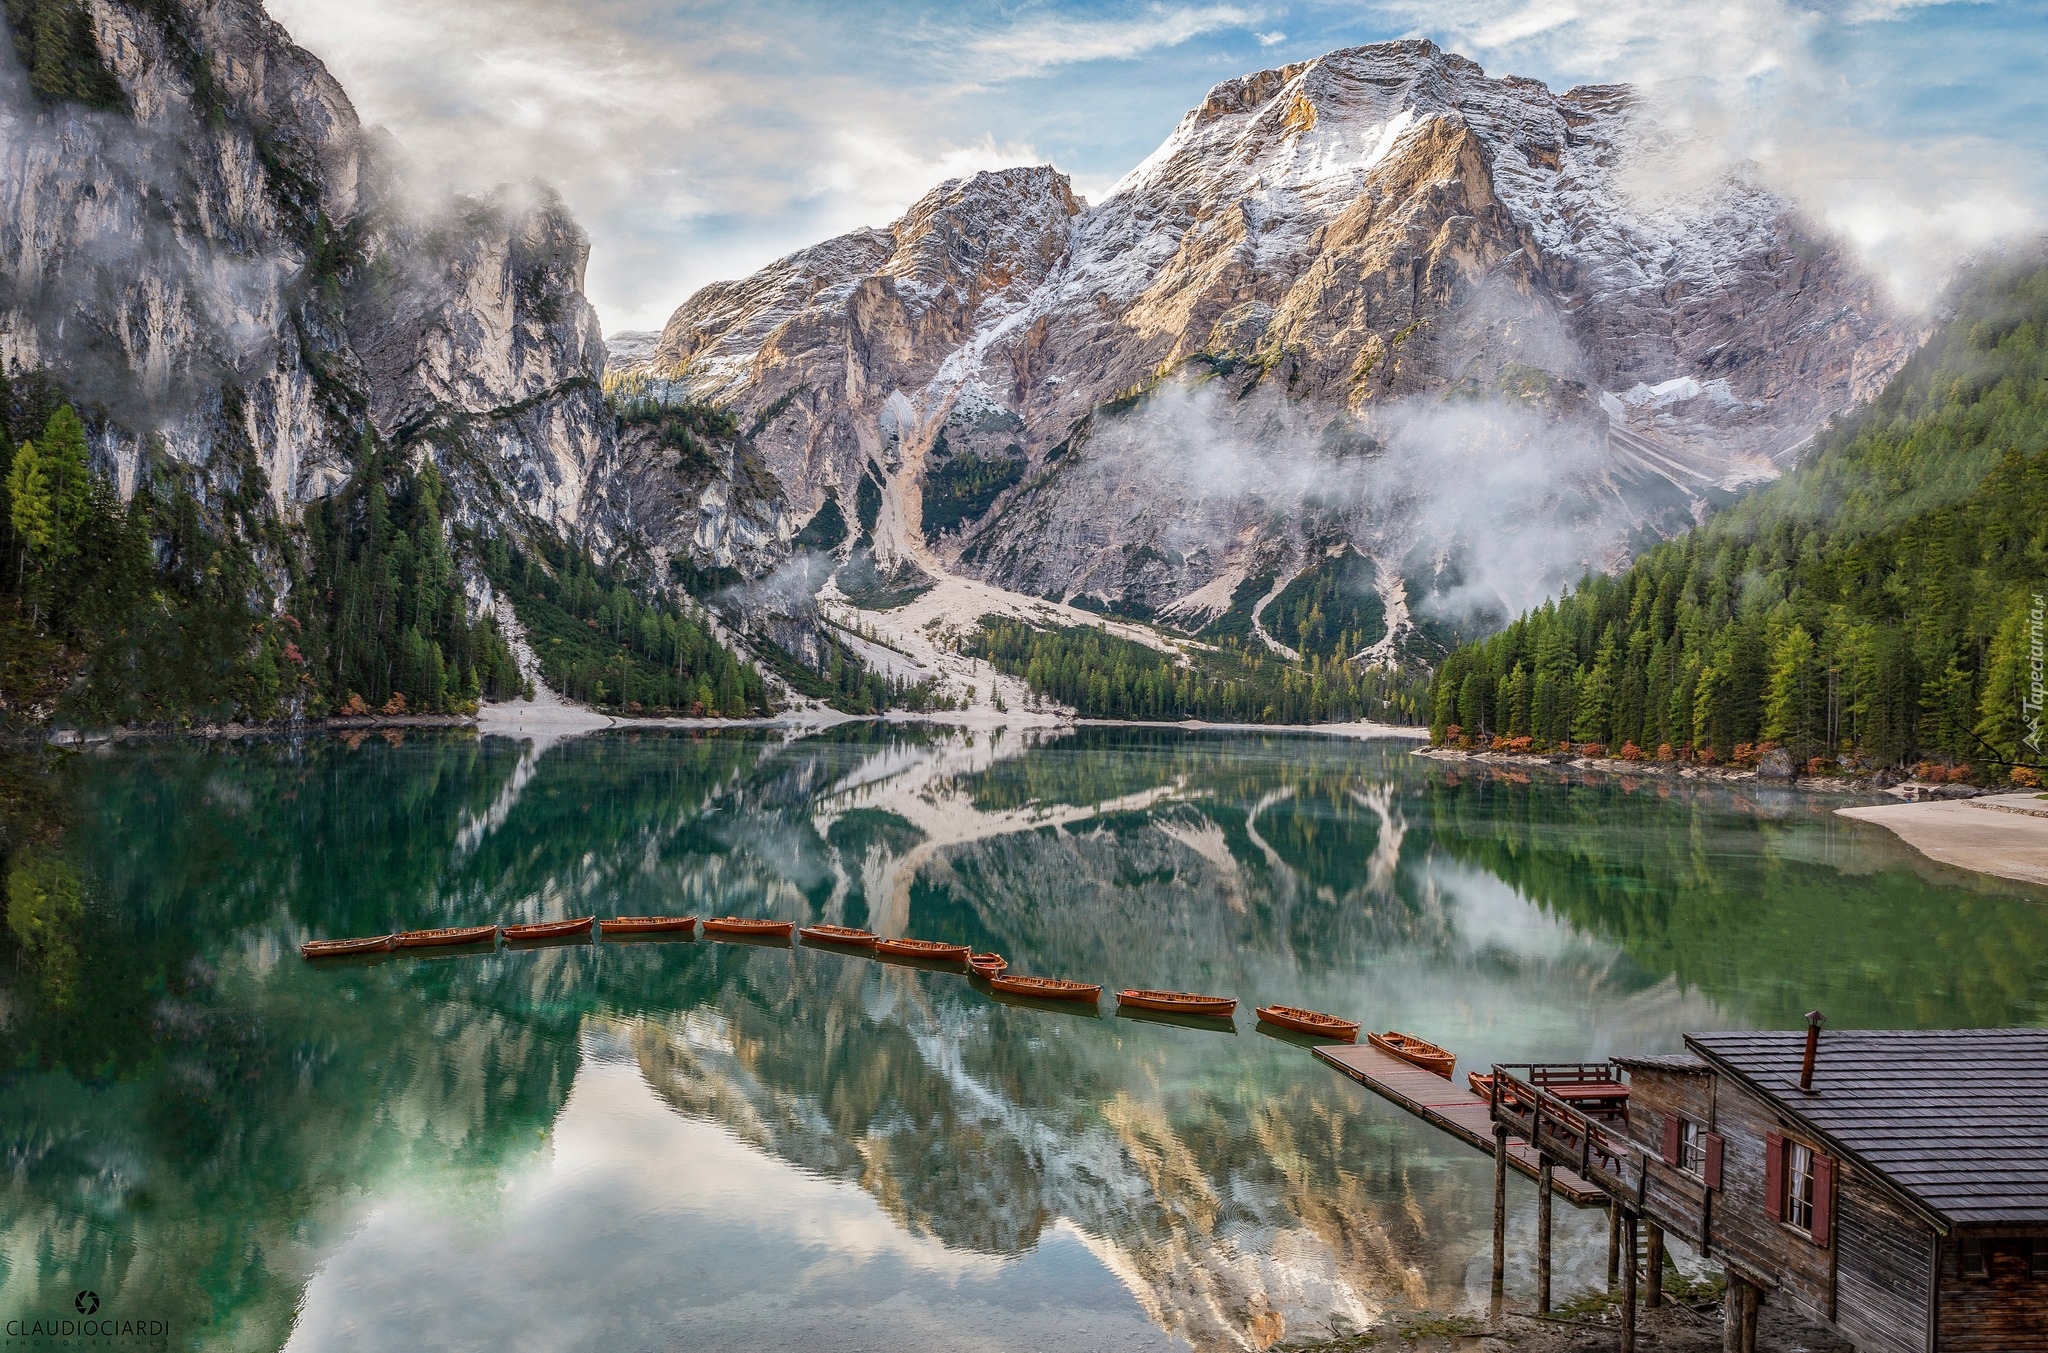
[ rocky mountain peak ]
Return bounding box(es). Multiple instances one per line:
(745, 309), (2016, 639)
(642, 39), (1913, 654)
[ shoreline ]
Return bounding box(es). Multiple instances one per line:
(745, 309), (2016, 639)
(17, 705), (1438, 747)
(1410, 744), (1894, 795)
(1836, 794), (2048, 888)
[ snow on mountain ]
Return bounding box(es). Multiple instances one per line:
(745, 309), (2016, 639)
(649, 40), (1911, 646)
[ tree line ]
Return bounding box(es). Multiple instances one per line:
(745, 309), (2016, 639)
(1428, 260), (2048, 780)
(967, 619), (1426, 725)
(480, 532), (769, 717)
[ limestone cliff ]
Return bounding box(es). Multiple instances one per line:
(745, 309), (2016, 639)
(0, 0), (609, 535)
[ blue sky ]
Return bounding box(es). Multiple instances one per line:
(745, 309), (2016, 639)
(269, 0), (2048, 331)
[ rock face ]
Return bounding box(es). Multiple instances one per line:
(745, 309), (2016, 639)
(651, 41), (1911, 645)
(0, 0), (609, 534)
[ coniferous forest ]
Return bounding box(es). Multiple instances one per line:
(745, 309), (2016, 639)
(1428, 261), (2048, 781)
(0, 373), (775, 727)
(968, 618), (1427, 724)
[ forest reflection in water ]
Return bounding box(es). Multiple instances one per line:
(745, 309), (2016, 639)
(3, 725), (2043, 1351)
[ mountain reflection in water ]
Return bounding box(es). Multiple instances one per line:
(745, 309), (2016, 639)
(4, 726), (2043, 1351)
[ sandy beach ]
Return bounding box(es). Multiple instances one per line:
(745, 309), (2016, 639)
(1837, 793), (2048, 887)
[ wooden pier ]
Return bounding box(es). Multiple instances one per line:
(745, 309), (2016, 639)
(1314, 1043), (1605, 1205)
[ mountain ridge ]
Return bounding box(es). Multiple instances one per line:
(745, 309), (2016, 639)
(641, 39), (1912, 655)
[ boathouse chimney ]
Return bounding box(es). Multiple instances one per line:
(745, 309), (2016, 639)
(1799, 1010), (1826, 1090)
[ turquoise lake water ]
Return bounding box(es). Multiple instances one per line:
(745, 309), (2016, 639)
(3, 727), (2042, 1350)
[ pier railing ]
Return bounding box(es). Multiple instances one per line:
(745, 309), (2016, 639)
(1488, 1063), (1639, 1199)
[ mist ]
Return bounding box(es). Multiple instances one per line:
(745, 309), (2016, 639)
(1051, 374), (1645, 629)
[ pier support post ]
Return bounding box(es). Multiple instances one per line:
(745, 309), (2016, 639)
(1620, 1209), (1638, 1353)
(1491, 1124), (1509, 1291)
(1645, 1220), (1665, 1308)
(1536, 1159), (1554, 1314)
(1607, 1203), (1621, 1288)
(1723, 1276), (1760, 1353)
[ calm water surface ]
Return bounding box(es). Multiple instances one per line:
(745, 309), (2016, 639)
(4, 727), (2045, 1351)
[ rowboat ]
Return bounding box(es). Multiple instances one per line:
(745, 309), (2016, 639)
(703, 917), (795, 937)
(394, 925), (498, 949)
(1117, 989), (1237, 1018)
(967, 952), (1008, 977)
(874, 938), (971, 962)
(599, 916), (697, 935)
(800, 924), (880, 947)
(1468, 1070), (1524, 1106)
(300, 934), (394, 960)
(987, 974), (1101, 1003)
(502, 916), (594, 941)
(1371, 1030), (1456, 1078)
(1254, 1004), (1360, 1041)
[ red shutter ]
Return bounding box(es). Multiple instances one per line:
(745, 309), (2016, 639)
(1663, 1116), (1683, 1166)
(1764, 1132), (1784, 1221)
(1812, 1154), (1835, 1247)
(1704, 1133), (1724, 1191)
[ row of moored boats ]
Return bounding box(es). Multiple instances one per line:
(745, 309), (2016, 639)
(300, 917), (1455, 1057)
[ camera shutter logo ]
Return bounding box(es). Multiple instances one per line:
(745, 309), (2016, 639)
(75, 1289), (100, 1315)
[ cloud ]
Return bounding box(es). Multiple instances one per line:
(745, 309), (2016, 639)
(964, 5), (1265, 76)
(1255, 29), (1288, 45)
(266, 0), (1072, 331)
(1359, 0), (2047, 306)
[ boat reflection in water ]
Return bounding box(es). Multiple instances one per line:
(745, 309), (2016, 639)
(10, 725), (2045, 1351)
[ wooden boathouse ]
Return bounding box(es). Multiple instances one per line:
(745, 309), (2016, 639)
(1488, 1024), (2048, 1352)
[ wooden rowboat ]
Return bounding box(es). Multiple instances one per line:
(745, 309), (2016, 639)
(502, 916), (594, 941)
(967, 952), (1008, 977)
(800, 924), (880, 947)
(1117, 989), (1237, 1018)
(874, 938), (971, 962)
(1468, 1070), (1524, 1106)
(394, 925), (498, 949)
(599, 916), (697, 935)
(1371, 1030), (1456, 1078)
(987, 974), (1101, 1003)
(300, 934), (395, 960)
(703, 917), (795, 937)
(1254, 1005), (1360, 1041)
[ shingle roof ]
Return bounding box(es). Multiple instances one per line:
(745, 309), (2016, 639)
(1687, 1029), (2048, 1228)
(1614, 1053), (1709, 1074)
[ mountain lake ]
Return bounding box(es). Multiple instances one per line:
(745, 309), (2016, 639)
(3, 726), (2043, 1351)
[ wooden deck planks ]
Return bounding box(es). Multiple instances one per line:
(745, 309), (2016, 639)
(1314, 1043), (1606, 1206)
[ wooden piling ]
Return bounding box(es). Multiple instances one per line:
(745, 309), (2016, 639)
(1740, 1281), (1760, 1353)
(1620, 1209), (1638, 1353)
(1492, 1122), (1508, 1289)
(1536, 1158), (1554, 1313)
(1607, 1203), (1620, 1287)
(1645, 1220), (1665, 1308)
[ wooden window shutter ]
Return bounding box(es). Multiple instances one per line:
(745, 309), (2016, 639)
(1764, 1132), (1784, 1221)
(1662, 1115), (1683, 1166)
(1704, 1133), (1724, 1190)
(1811, 1154), (1835, 1248)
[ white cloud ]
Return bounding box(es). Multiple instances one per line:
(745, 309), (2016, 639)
(1255, 29), (1288, 45)
(1366, 0), (2046, 307)
(815, 131), (1046, 216)
(964, 5), (1264, 76)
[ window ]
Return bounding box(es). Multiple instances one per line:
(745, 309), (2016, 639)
(1784, 1140), (1817, 1232)
(1766, 1132), (1832, 1245)
(1678, 1119), (1705, 1174)
(1960, 1237), (1987, 1277)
